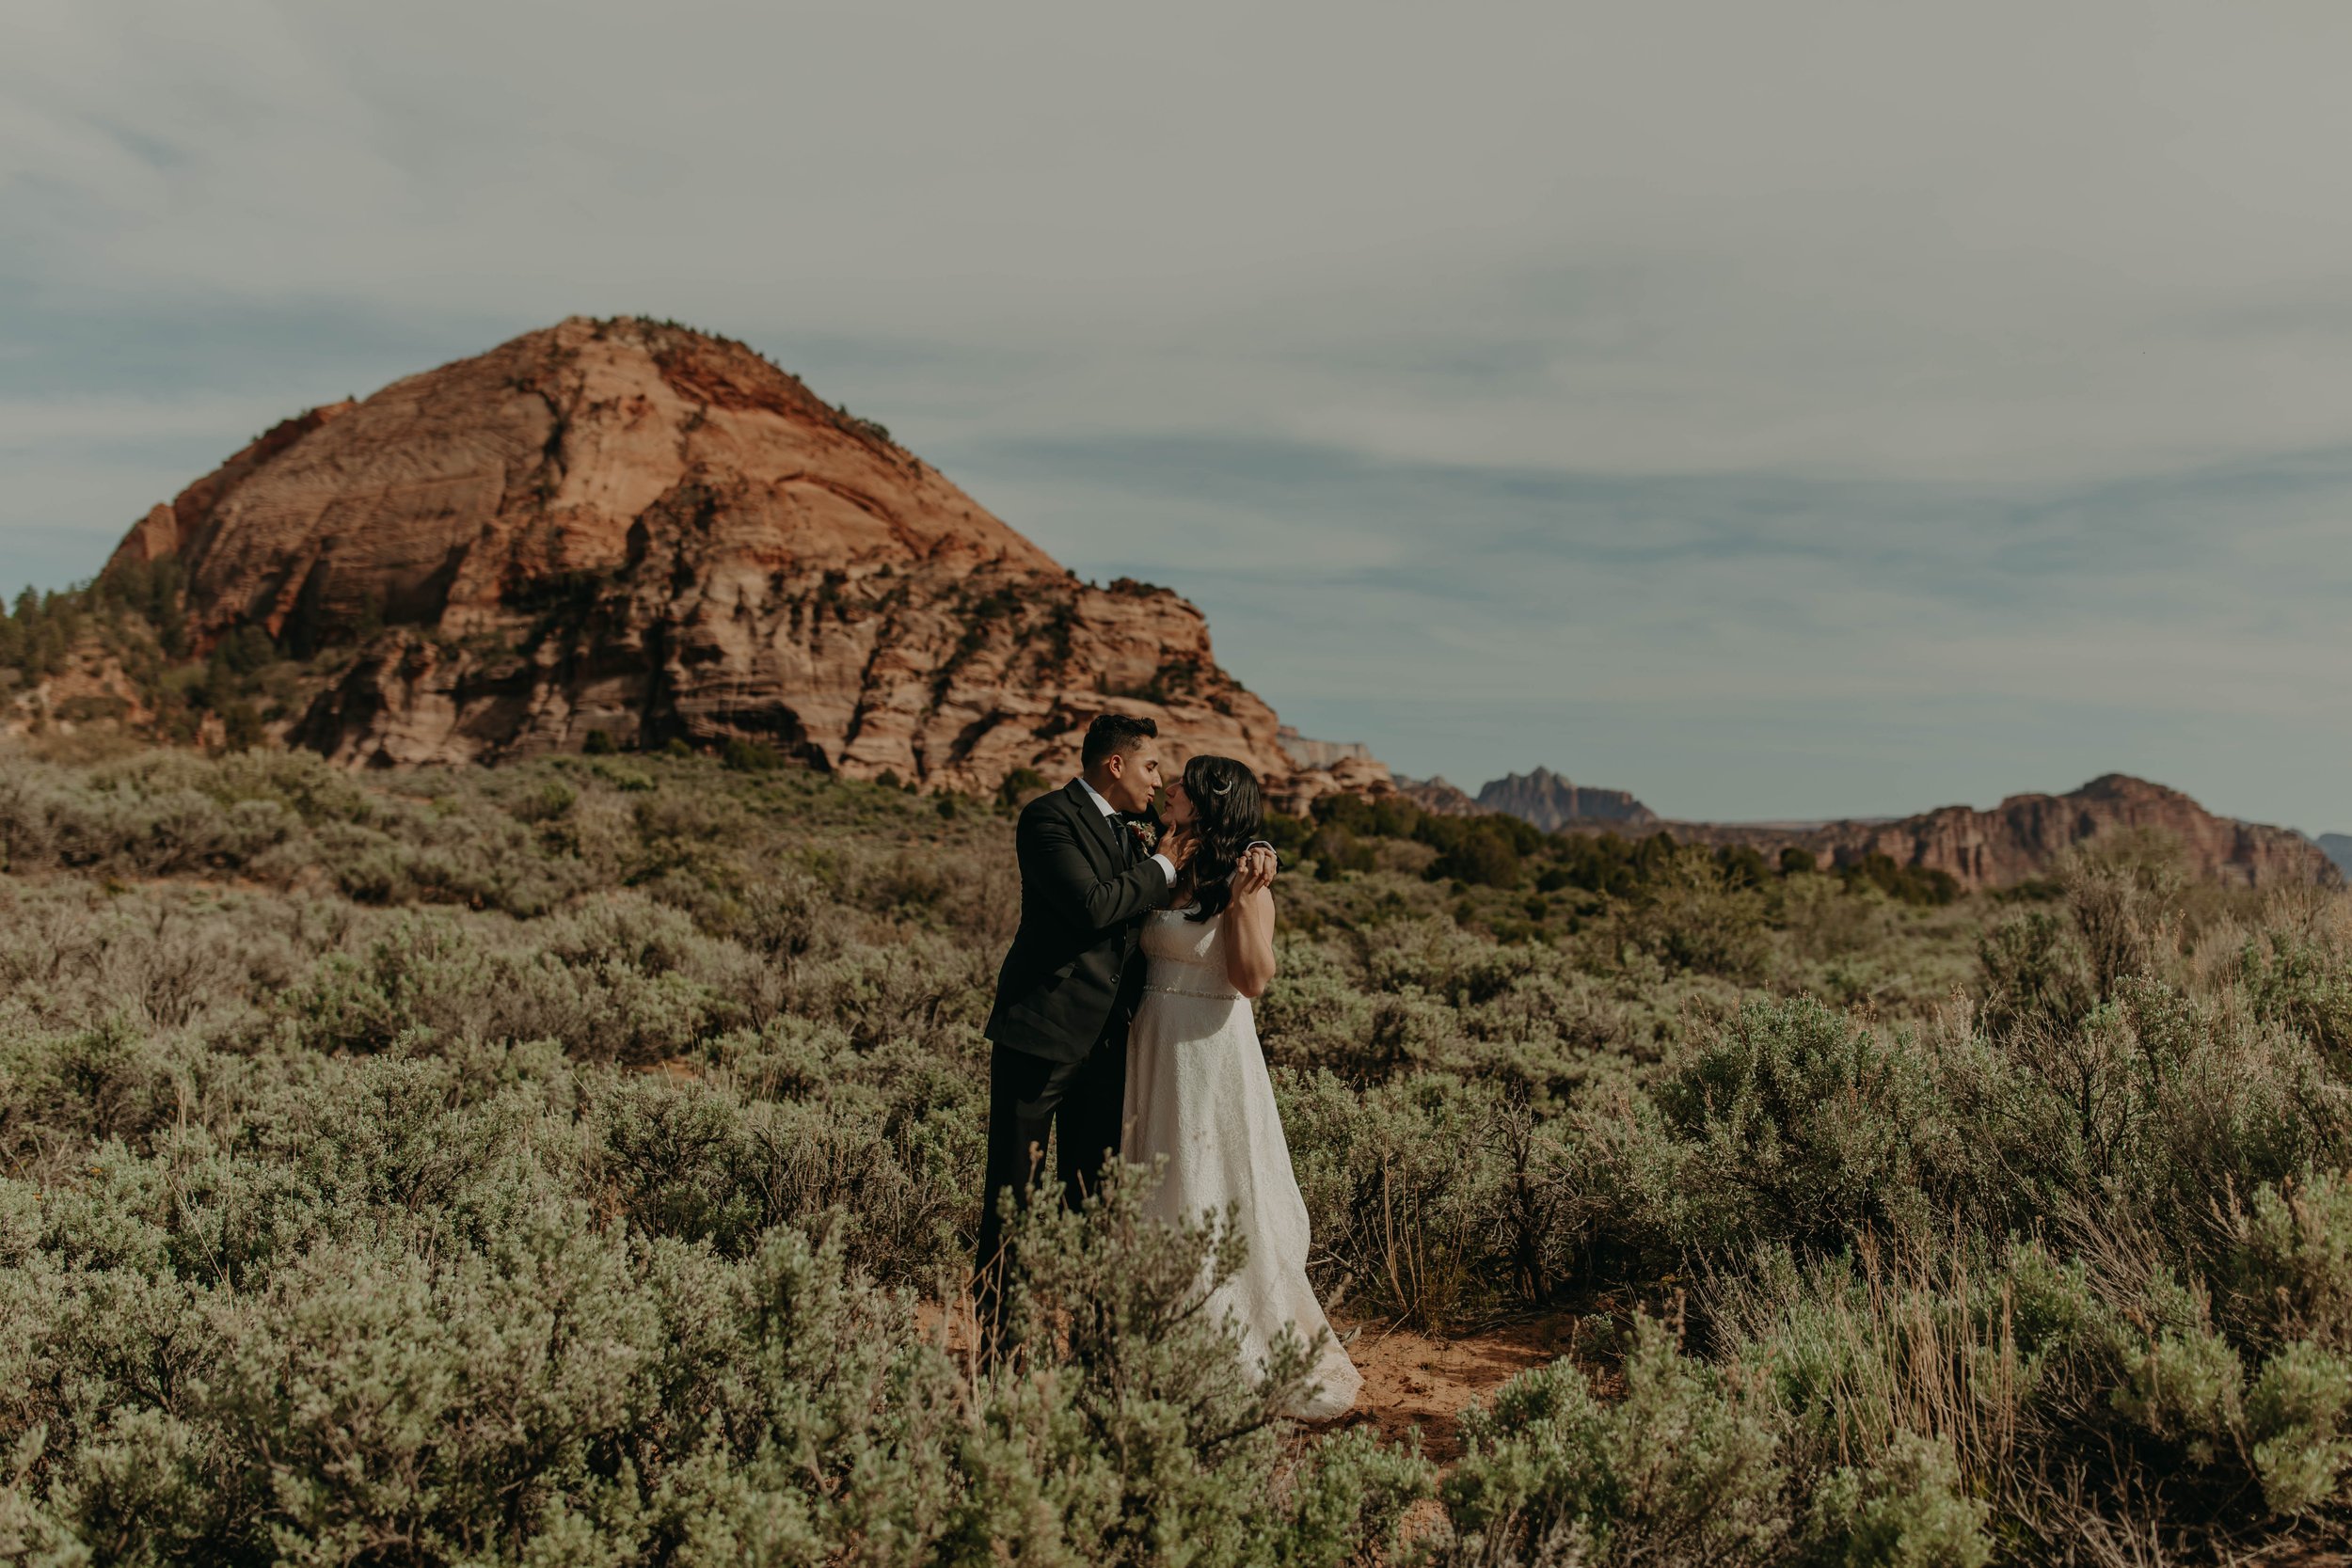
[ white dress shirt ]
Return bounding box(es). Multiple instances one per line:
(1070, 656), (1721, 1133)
(1076, 776), (1177, 885)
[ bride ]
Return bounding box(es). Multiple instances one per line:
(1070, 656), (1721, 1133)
(1123, 754), (1361, 1420)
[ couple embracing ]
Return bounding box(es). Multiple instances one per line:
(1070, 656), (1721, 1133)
(973, 712), (1361, 1419)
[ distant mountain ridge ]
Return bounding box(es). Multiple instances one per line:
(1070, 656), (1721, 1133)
(1407, 768), (2335, 892)
(1634, 774), (2334, 891)
(1395, 768), (1656, 827)
(1477, 768), (1657, 831)
(2318, 833), (2352, 878)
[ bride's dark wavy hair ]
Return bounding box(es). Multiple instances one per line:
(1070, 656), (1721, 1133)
(1177, 753), (1263, 922)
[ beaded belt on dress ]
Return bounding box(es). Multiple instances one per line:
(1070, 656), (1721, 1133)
(1143, 979), (1244, 1000)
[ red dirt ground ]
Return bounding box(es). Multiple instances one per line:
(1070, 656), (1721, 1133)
(1320, 1312), (1582, 1464)
(916, 1299), (1588, 1465)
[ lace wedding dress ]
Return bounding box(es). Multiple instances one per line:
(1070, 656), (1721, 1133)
(1123, 906), (1361, 1419)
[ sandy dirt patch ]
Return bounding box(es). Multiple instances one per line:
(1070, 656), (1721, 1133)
(1319, 1313), (1584, 1464)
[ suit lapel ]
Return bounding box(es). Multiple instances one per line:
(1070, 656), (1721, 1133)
(1064, 778), (1125, 870)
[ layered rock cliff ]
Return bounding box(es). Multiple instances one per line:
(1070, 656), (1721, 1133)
(1786, 775), (2334, 889)
(103, 316), (1390, 807)
(1476, 768), (1657, 831)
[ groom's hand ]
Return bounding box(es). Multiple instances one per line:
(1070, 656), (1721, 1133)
(1161, 823), (1200, 871)
(1233, 843), (1279, 896)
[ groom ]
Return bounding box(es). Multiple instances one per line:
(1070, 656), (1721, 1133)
(973, 713), (1273, 1338)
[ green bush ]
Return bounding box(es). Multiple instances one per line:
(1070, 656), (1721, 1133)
(2241, 927), (2352, 1055)
(1974, 908), (2091, 1036)
(2224, 1167), (2352, 1350)
(1427, 824), (1522, 889)
(1651, 998), (1942, 1252)
(0, 1089), (1430, 1565)
(4, 743), (2350, 1560)
(1802, 1431), (1992, 1568)
(1837, 852), (1960, 908)
(1604, 847), (1771, 980)
(1281, 1069), (1514, 1328)
(1437, 1316), (1786, 1565)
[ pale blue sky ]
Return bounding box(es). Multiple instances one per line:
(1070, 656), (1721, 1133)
(4, 1), (2348, 832)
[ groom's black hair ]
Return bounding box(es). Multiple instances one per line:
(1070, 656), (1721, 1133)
(1081, 712), (1158, 770)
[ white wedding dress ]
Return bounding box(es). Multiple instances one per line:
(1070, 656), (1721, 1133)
(1123, 906), (1361, 1419)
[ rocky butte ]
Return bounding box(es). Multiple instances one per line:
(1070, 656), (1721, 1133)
(1475, 768), (1656, 831)
(1394, 769), (1655, 828)
(102, 316), (1390, 809)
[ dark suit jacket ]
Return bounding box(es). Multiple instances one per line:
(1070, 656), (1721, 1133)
(984, 778), (1176, 1063)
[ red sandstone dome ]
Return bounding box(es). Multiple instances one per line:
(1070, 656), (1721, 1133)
(106, 315), (1390, 806)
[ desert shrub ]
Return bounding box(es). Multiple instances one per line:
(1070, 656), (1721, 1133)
(1975, 908), (2093, 1037)
(1536, 829), (1681, 900)
(718, 736), (790, 772)
(1775, 875), (1892, 963)
(6, 743), (2351, 1561)
(278, 896), (771, 1064)
(1427, 824), (1523, 889)
(1308, 791), (1421, 849)
(1434, 1315), (1786, 1565)
(1715, 843), (1773, 890)
(1280, 1069), (1515, 1329)
(720, 864), (838, 971)
(2221, 1167), (2352, 1352)
(990, 1164), (1431, 1562)
(1327, 987), (1468, 1085)
(1308, 823), (1377, 879)
(1264, 929), (1549, 1085)
(1710, 1243), (2020, 1525)
(1360, 917), (1539, 1005)
(1712, 1225), (2352, 1558)
(1454, 966), (1635, 1094)
(580, 1069), (977, 1288)
(1836, 852), (1960, 909)
(1258, 938), (1455, 1082)
(2240, 927), (2352, 1056)
(1601, 847), (1771, 981)
(786, 931), (991, 1057)
(1650, 998), (1944, 1253)
(2244, 1338), (2352, 1516)
(2063, 845), (2185, 998)
(1802, 1431), (1993, 1568)
(0, 1094), (1430, 1565)
(502, 776), (577, 824)
(0, 749), (620, 915)
(1995, 1240), (2352, 1540)
(1935, 977), (2348, 1243)
(993, 766), (1047, 810)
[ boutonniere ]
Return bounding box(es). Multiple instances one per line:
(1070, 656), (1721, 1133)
(1120, 814), (1162, 853)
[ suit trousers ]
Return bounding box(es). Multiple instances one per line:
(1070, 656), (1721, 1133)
(971, 1020), (1128, 1342)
